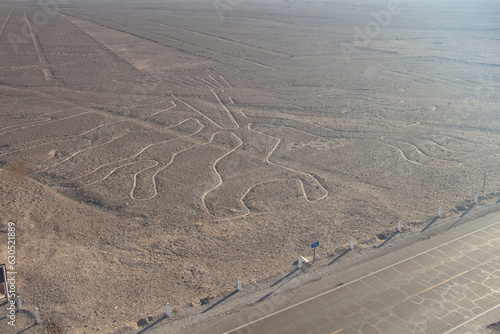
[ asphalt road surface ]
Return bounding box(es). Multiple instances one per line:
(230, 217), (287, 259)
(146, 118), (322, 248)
(170, 210), (500, 334)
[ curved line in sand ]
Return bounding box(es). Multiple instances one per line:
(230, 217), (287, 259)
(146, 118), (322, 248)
(54, 118), (202, 186)
(129, 119), (205, 200)
(200, 132), (243, 214)
(247, 123), (328, 202)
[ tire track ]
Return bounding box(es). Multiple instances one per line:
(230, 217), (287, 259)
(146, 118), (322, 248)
(24, 12), (54, 80)
(0, 10), (13, 43)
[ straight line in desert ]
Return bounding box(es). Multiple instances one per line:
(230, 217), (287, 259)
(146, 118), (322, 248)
(0, 110), (91, 137)
(41, 136), (124, 173)
(0, 10), (13, 42)
(196, 76), (219, 89)
(423, 139), (455, 153)
(181, 77), (206, 89)
(140, 25), (276, 69)
(155, 21), (290, 58)
(211, 89), (239, 129)
(0, 106), (85, 134)
(23, 12), (54, 80)
(208, 75), (225, 88)
(219, 75), (233, 89)
(184, 75), (216, 89)
(61, 12), (275, 70)
(171, 94), (223, 129)
(91, 99), (177, 131)
(22, 102), (174, 152)
(200, 131), (243, 215)
(5, 102), (178, 159)
(247, 123), (328, 201)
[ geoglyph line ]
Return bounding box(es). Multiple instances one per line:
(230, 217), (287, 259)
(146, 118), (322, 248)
(63, 11), (276, 70)
(0, 10), (13, 42)
(172, 94), (223, 129)
(219, 75), (233, 89)
(0, 111), (91, 137)
(181, 76), (205, 89)
(24, 12), (54, 80)
(380, 139), (462, 166)
(129, 118), (207, 200)
(379, 141), (424, 166)
(247, 123), (328, 202)
(201, 132), (243, 214)
(62, 119), (203, 185)
(196, 76), (219, 88)
(155, 21), (290, 58)
(209, 75), (224, 88)
(211, 89), (239, 129)
(1, 102), (177, 157)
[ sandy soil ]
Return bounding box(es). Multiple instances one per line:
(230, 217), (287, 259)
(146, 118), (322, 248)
(0, 0), (499, 332)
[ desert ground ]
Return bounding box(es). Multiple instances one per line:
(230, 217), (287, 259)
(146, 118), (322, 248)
(0, 0), (499, 332)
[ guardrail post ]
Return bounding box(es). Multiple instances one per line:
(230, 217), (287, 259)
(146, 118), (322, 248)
(166, 303), (171, 317)
(34, 307), (41, 324)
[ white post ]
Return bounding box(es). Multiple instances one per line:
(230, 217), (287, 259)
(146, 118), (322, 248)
(350, 238), (355, 250)
(237, 277), (242, 291)
(34, 307), (41, 324)
(474, 194), (479, 204)
(398, 221), (402, 232)
(16, 297), (22, 311)
(438, 207), (442, 217)
(298, 256), (303, 269)
(166, 303), (171, 317)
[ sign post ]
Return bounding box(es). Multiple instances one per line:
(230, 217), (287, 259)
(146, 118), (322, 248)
(311, 241), (319, 263)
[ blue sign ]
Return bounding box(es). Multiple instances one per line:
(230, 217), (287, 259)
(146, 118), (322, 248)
(311, 241), (319, 248)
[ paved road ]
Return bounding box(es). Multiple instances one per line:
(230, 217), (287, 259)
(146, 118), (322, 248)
(172, 211), (500, 334)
